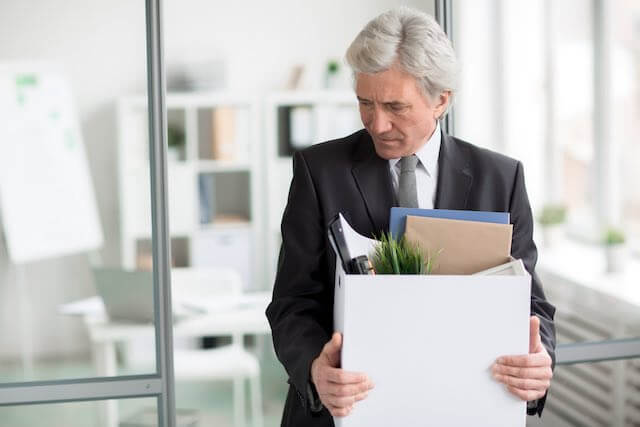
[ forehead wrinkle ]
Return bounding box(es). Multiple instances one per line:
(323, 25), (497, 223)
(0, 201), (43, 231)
(356, 75), (413, 105)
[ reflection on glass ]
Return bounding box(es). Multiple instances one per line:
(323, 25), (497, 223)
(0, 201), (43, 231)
(0, 1), (156, 384)
(0, 397), (158, 427)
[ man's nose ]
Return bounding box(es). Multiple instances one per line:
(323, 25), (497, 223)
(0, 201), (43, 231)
(369, 108), (392, 134)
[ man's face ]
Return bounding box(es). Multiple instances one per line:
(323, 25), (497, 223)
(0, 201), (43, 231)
(355, 66), (449, 160)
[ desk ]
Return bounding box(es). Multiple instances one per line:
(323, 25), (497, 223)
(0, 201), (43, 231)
(59, 292), (271, 427)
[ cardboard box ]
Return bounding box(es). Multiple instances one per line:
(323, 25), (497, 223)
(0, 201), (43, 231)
(333, 265), (531, 427)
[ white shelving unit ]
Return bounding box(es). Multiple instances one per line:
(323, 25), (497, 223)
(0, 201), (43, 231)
(264, 90), (361, 285)
(117, 92), (265, 291)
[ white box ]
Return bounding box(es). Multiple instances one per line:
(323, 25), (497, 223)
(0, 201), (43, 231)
(333, 267), (531, 427)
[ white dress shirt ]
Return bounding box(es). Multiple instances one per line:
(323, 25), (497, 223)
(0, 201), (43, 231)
(389, 122), (441, 209)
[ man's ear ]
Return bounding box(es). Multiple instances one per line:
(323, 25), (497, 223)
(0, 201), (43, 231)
(434, 90), (451, 119)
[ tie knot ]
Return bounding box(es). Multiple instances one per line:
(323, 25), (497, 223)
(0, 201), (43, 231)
(399, 155), (419, 173)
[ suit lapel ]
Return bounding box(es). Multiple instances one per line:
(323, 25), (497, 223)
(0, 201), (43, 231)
(434, 132), (473, 210)
(351, 132), (395, 234)
(350, 131), (472, 232)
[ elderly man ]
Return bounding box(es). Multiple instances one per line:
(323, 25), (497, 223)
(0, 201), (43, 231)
(266, 7), (556, 426)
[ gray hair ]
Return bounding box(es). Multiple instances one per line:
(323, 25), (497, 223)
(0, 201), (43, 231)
(345, 7), (458, 112)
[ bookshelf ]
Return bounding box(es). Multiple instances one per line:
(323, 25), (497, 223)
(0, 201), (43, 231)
(117, 92), (265, 291)
(264, 90), (362, 285)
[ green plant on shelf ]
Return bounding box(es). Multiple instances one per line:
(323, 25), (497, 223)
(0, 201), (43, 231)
(537, 204), (567, 226)
(603, 227), (625, 246)
(167, 124), (185, 148)
(371, 232), (440, 275)
(326, 59), (340, 75)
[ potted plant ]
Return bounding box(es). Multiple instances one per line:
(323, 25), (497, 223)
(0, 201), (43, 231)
(324, 59), (341, 89)
(167, 124), (185, 162)
(537, 204), (567, 247)
(371, 232), (440, 275)
(604, 227), (626, 273)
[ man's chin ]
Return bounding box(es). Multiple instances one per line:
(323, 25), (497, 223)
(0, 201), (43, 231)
(373, 143), (402, 160)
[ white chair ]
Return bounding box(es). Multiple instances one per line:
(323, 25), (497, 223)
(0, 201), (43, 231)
(171, 267), (264, 427)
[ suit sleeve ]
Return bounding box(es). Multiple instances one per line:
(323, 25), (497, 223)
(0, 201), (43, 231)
(266, 151), (333, 413)
(509, 161), (557, 416)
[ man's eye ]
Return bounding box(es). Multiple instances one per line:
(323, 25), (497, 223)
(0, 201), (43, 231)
(359, 100), (372, 108)
(389, 104), (406, 112)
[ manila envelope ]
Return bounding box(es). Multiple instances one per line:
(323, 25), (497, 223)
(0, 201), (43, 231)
(405, 215), (513, 274)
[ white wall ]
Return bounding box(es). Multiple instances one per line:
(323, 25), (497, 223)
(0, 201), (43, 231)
(0, 0), (434, 360)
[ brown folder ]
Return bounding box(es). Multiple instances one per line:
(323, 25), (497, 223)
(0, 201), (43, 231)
(405, 215), (513, 275)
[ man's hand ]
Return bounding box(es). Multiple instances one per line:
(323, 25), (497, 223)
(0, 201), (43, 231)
(311, 332), (374, 417)
(492, 315), (553, 401)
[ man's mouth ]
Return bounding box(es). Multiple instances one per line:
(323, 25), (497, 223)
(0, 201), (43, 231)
(377, 137), (400, 144)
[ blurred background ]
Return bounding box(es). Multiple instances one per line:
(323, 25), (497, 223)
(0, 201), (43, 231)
(0, 0), (638, 426)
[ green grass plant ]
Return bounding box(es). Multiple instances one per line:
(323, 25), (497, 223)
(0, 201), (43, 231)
(604, 227), (625, 245)
(537, 204), (566, 226)
(371, 232), (439, 275)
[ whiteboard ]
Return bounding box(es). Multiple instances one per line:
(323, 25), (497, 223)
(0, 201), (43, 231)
(0, 64), (103, 264)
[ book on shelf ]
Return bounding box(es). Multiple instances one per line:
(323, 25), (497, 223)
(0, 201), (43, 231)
(198, 174), (215, 224)
(211, 107), (236, 161)
(289, 106), (314, 150)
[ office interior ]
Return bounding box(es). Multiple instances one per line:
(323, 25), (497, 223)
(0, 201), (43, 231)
(0, 0), (638, 426)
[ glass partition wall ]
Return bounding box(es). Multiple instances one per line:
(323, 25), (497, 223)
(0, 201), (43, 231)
(0, 0), (175, 425)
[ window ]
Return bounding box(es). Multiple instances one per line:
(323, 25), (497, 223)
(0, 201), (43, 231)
(450, 0), (640, 423)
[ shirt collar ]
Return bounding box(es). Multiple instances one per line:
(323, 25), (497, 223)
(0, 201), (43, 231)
(389, 121), (441, 177)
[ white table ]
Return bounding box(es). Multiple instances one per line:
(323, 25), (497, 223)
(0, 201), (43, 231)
(59, 292), (272, 427)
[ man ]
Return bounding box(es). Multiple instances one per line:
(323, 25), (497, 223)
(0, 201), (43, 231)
(266, 7), (556, 426)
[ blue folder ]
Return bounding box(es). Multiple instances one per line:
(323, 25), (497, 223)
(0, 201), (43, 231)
(389, 207), (510, 239)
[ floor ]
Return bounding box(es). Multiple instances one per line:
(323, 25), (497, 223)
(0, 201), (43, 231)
(0, 341), (289, 427)
(0, 343), (575, 427)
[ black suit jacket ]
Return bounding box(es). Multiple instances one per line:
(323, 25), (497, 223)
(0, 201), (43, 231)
(266, 129), (556, 426)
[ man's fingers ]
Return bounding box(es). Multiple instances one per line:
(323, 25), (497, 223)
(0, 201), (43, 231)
(529, 316), (541, 353)
(317, 372), (373, 415)
(497, 351), (551, 368)
(321, 393), (357, 408)
(326, 380), (374, 397)
(492, 364), (552, 380)
(324, 332), (343, 366)
(322, 389), (368, 408)
(493, 373), (551, 391)
(506, 385), (546, 401)
(493, 364), (552, 380)
(314, 334), (373, 417)
(327, 403), (353, 418)
(325, 332), (342, 353)
(353, 391), (369, 402)
(325, 367), (369, 384)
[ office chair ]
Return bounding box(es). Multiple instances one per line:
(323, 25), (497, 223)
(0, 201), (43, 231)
(171, 267), (264, 427)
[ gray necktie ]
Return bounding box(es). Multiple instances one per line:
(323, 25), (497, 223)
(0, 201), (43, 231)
(397, 155), (419, 208)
